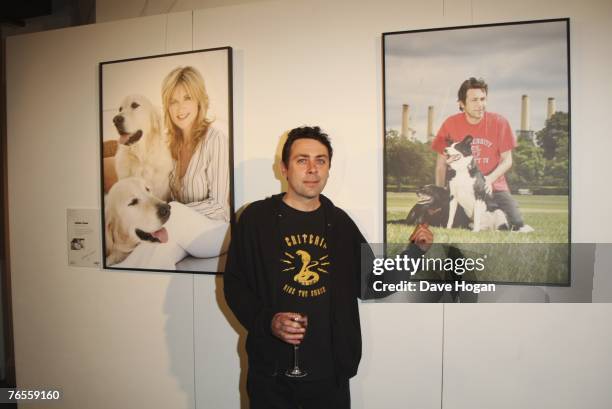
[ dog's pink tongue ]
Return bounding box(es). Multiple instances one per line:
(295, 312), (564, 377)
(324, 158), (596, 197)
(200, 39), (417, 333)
(119, 133), (130, 145)
(152, 227), (168, 243)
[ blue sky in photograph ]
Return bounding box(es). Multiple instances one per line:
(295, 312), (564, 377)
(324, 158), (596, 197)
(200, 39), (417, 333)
(384, 20), (569, 141)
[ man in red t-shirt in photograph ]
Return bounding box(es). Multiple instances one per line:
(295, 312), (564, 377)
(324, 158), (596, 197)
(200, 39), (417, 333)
(431, 77), (533, 232)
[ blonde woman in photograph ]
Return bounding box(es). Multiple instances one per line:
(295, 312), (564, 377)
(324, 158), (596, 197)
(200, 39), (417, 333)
(115, 66), (230, 270)
(164, 66), (230, 223)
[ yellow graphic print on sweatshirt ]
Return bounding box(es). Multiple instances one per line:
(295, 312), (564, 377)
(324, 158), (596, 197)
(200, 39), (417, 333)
(280, 233), (330, 298)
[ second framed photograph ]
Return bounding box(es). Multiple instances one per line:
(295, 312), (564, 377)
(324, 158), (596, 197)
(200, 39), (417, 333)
(383, 19), (570, 285)
(99, 47), (234, 274)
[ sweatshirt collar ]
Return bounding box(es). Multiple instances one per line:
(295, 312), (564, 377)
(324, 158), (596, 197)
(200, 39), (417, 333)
(272, 193), (334, 225)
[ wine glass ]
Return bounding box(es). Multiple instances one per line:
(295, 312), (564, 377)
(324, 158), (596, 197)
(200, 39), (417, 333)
(285, 313), (308, 378)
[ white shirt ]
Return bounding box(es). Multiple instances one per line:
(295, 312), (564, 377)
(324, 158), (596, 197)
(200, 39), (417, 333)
(170, 126), (230, 222)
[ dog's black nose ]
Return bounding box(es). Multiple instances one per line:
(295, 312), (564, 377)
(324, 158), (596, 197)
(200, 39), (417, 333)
(157, 203), (171, 221)
(113, 115), (124, 126)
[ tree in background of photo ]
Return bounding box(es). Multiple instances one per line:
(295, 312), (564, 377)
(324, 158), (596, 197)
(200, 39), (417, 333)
(508, 111), (569, 195)
(385, 129), (436, 192)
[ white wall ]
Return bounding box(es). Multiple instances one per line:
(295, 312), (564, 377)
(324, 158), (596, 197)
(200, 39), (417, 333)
(6, 0), (612, 408)
(96, 0), (270, 23)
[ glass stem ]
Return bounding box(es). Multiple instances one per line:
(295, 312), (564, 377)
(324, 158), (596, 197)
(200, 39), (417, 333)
(293, 345), (299, 369)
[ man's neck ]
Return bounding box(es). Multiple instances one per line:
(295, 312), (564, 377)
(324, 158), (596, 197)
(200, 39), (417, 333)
(464, 112), (484, 125)
(282, 192), (321, 212)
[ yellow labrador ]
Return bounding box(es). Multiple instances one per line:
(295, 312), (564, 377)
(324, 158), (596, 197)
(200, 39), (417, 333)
(105, 177), (171, 266)
(113, 95), (173, 201)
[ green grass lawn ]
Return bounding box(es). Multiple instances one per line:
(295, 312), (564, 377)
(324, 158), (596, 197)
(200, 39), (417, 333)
(386, 193), (570, 284)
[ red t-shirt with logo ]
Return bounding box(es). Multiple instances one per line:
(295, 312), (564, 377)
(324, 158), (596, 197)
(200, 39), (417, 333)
(431, 112), (516, 192)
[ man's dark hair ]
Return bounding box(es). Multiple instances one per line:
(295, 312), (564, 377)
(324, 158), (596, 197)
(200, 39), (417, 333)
(281, 126), (333, 166)
(457, 77), (488, 111)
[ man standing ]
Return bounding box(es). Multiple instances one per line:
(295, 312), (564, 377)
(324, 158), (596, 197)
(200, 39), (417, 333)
(432, 77), (532, 232)
(224, 126), (432, 408)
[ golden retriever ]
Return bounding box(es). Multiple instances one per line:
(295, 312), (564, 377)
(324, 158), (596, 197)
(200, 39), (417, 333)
(113, 95), (173, 201)
(105, 177), (171, 266)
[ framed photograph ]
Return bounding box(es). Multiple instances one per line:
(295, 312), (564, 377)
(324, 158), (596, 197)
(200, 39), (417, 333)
(99, 47), (234, 274)
(383, 19), (570, 285)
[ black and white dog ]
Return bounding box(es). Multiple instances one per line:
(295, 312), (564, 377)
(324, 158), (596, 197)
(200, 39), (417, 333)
(444, 135), (509, 232)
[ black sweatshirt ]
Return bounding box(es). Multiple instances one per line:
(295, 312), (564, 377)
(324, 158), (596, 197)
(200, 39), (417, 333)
(223, 193), (422, 380)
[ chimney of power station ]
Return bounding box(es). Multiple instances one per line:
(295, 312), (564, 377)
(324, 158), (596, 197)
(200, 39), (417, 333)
(401, 104), (410, 138)
(547, 97), (556, 120)
(427, 106), (435, 140)
(521, 95), (530, 131)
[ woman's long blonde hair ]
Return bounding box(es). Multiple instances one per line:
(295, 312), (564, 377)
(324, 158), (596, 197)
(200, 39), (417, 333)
(161, 66), (213, 199)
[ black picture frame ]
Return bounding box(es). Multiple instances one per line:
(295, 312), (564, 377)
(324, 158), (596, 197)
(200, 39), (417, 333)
(382, 19), (571, 286)
(99, 47), (234, 274)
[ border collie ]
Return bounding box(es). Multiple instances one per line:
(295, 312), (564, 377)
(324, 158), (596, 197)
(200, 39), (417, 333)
(444, 135), (509, 232)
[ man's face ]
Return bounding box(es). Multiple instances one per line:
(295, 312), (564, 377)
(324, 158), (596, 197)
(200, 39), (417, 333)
(281, 138), (330, 201)
(460, 88), (487, 124)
